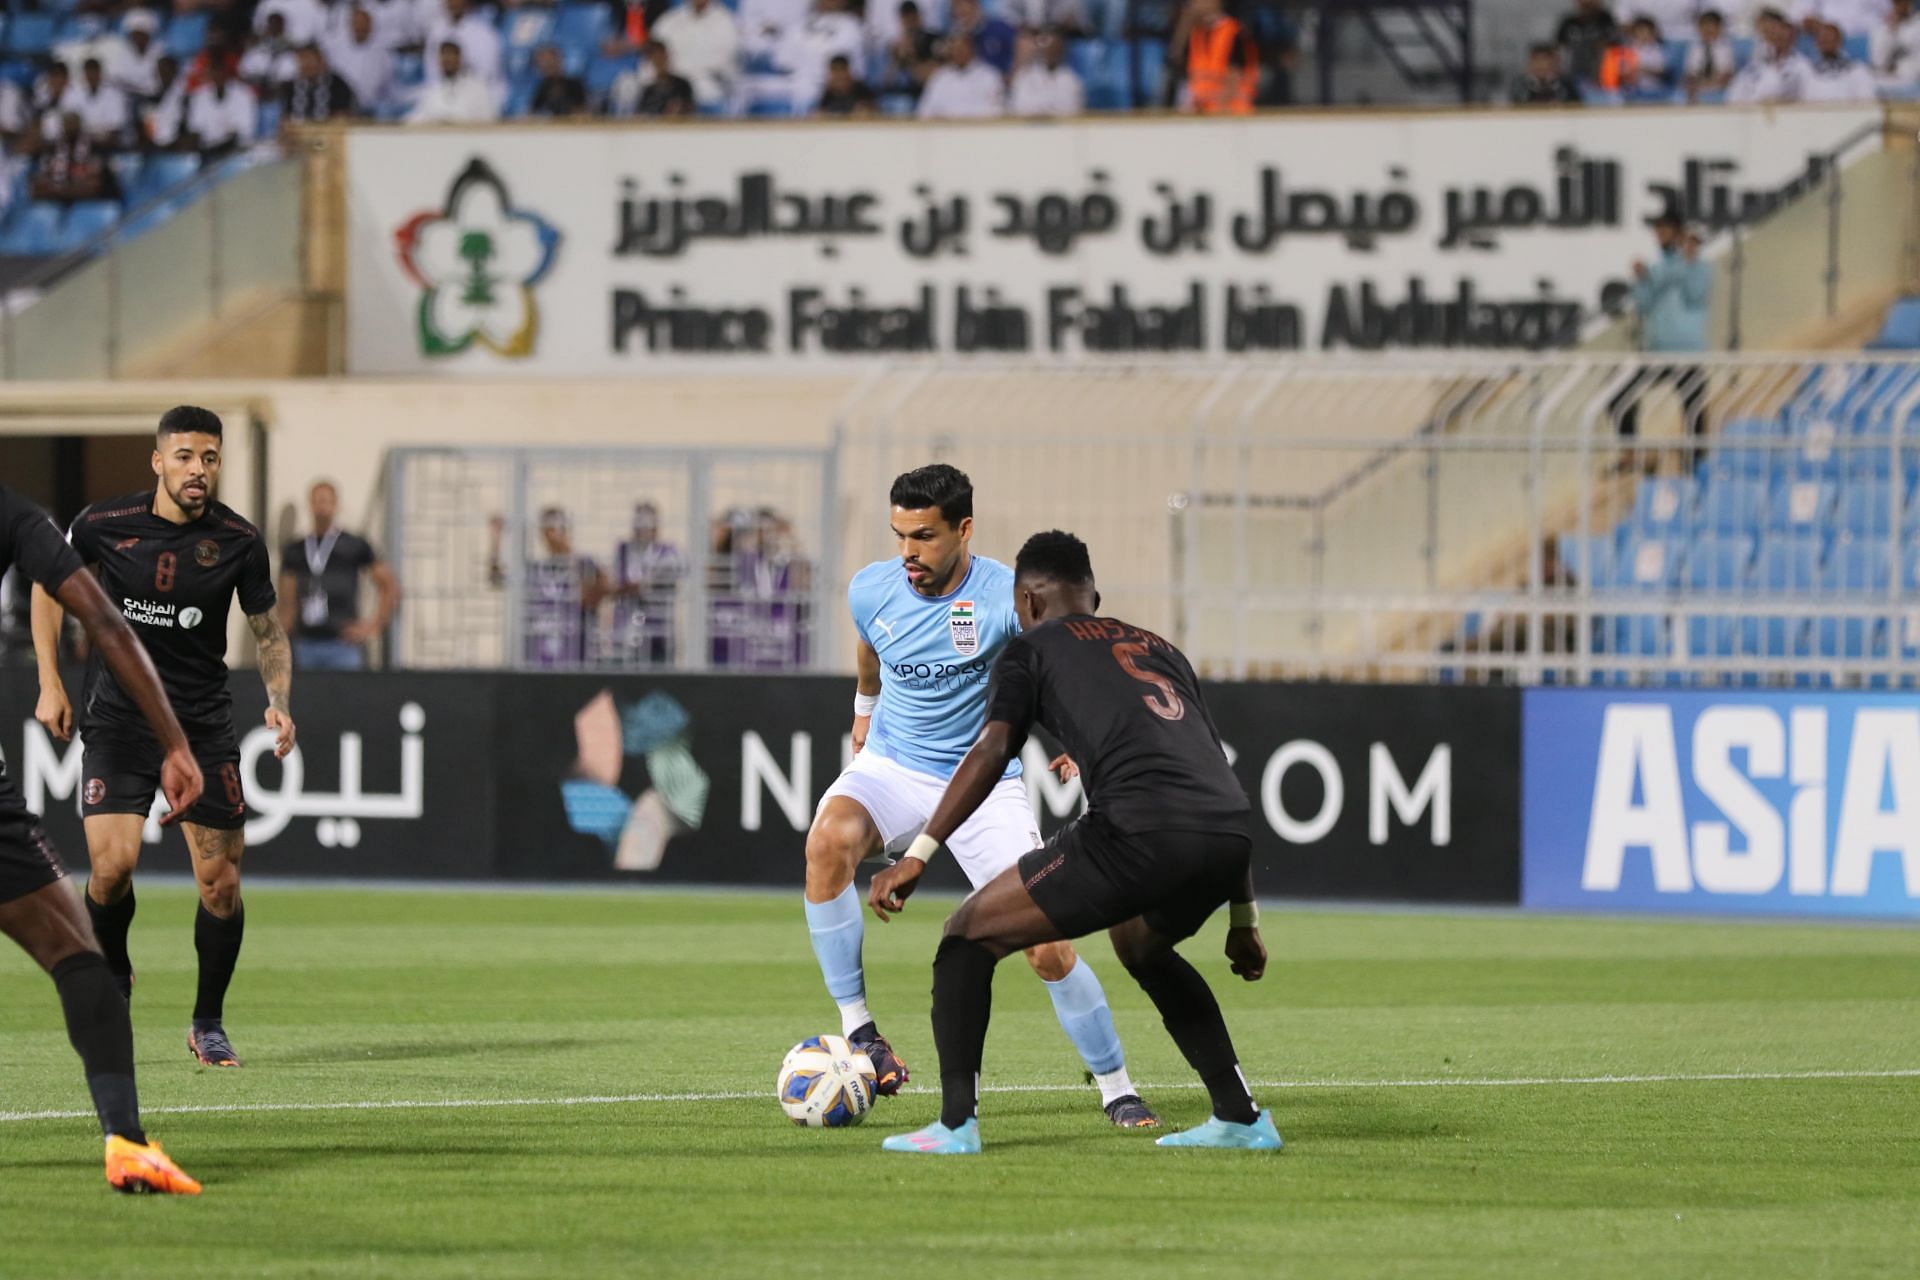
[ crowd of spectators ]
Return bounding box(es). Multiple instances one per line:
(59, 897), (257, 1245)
(1516, 0), (1920, 105)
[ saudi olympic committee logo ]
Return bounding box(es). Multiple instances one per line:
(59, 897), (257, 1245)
(393, 159), (560, 359)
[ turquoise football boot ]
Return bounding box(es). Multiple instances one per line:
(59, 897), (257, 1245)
(1155, 1109), (1283, 1151)
(881, 1118), (982, 1155)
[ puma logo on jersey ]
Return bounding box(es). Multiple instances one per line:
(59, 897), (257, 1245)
(871, 616), (897, 640)
(114, 537), (141, 551)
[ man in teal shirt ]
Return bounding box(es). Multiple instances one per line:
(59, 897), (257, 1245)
(1613, 213), (1713, 440)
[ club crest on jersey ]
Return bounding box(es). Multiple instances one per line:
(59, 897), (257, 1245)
(949, 601), (978, 656)
(194, 539), (220, 567)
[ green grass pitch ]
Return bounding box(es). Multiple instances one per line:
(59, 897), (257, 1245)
(2, 884), (1918, 1278)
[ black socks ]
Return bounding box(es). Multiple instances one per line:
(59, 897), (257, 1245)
(192, 902), (244, 1024)
(1124, 946), (1259, 1125)
(931, 934), (999, 1130)
(84, 883), (135, 997)
(50, 952), (145, 1144)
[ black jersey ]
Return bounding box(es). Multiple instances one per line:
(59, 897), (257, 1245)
(0, 487), (85, 825)
(985, 614), (1250, 836)
(68, 490), (275, 732)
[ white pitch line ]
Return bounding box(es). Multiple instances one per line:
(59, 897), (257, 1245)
(3, 1067), (1916, 1126)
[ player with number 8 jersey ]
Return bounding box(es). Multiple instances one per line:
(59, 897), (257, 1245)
(31, 406), (296, 1071)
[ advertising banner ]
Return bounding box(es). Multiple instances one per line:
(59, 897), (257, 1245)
(1524, 689), (1920, 918)
(344, 108), (1880, 372)
(2, 671), (1520, 902)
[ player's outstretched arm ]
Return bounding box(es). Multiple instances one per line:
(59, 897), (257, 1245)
(28, 582), (74, 741)
(53, 571), (203, 823)
(248, 609), (297, 759)
(851, 637), (881, 754)
(868, 720), (1016, 921)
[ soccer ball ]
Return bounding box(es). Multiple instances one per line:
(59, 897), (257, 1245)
(777, 1035), (877, 1128)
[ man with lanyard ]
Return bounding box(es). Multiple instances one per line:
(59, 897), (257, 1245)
(279, 480), (399, 672)
(612, 501), (684, 668)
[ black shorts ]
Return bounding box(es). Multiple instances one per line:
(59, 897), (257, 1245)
(0, 813), (69, 906)
(1017, 815), (1252, 943)
(81, 720), (247, 831)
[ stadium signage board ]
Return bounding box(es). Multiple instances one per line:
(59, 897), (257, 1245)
(345, 108), (1880, 372)
(1523, 690), (1920, 918)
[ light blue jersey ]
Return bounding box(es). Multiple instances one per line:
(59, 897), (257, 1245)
(849, 554), (1021, 781)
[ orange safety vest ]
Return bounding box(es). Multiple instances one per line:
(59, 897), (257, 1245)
(1597, 45), (1638, 91)
(1188, 16), (1256, 115)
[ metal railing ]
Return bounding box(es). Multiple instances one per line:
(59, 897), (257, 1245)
(0, 152), (303, 380)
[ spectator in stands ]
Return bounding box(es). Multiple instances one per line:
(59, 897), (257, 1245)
(739, 0), (813, 65)
(240, 12), (302, 95)
(1002, 0), (1088, 37)
(63, 58), (132, 147)
(630, 40), (696, 114)
(106, 11), (165, 99)
(426, 0), (504, 87)
(528, 44), (590, 115)
(815, 54), (878, 112)
(257, 0), (329, 47)
(1168, 0), (1258, 114)
(326, 7), (397, 114)
(1607, 16), (1673, 93)
(1613, 213), (1710, 441)
(775, 0), (867, 110)
(1513, 41), (1582, 102)
(31, 112), (118, 206)
(946, 0), (1016, 73)
(1555, 0), (1618, 82)
(141, 56), (189, 149)
(1804, 16), (1882, 94)
(1802, 0), (1893, 37)
(32, 62), (74, 126)
(186, 30), (244, 92)
(282, 44), (359, 124)
(488, 509), (608, 669)
(1728, 6), (1813, 100)
(1871, 0), (1920, 85)
(186, 57), (259, 155)
(0, 76), (24, 139)
(1684, 8), (1738, 98)
(279, 481), (399, 672)
(408, 40), (501, 121)
(879, 0), (944, 100)
(650, 0), (741, 110)
(1010, 27), (1084, 115)
(917, 31), (1005, 116)
(612, 501), (684, 667)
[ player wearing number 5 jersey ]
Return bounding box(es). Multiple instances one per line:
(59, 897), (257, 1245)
(803, 465), (1158, 1127)
(31, 406), (296, 1071)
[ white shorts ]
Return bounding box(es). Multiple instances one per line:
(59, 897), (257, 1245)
(818, 750), (1041, 891)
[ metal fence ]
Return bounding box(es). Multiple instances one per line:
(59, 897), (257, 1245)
(381, 356), (1920, 687)
(381, 445), (836, 673)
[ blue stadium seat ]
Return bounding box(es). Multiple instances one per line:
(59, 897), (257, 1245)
(1558, 533), (1614, 588)
(1631, 475), (1694, 536)
(504, 72), (538, 117)
(6, 12), (58, 56)
(48, 200), (120, 254)
(502, 8), (557, 77)
(0, 201), (62, 256)
(1618, 535), (1686, 591)
(164, 11), (209, 58)
(1823, 539), (1892, 594)
(1767, 477), (1835, 537)
(586, 51), (636, 100)
(1839, 480), (1895, 539)
(129, 152), (200, 207)
(1867, 297), (1920, 351)
(554, 4), (610, 50)
(1695, 475), (1767, 535)
(1687, 534), (1752, 593)
(1744, 537), (1820, 662)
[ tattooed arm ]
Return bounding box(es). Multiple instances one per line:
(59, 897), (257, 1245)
(249, 609), (296, 759)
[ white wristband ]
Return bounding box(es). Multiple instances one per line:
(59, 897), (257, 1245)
(1229, 901), (1259, 929)
(854, 692), (878, 717)
(903, 833), (942, 865)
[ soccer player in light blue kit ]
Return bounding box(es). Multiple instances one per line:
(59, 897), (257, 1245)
(802, 465), (1159, 1128)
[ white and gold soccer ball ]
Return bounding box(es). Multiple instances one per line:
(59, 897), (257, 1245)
(777, 1035), (878, 1127)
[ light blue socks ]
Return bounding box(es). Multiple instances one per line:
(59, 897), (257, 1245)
(804, 884), (873, 1036)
